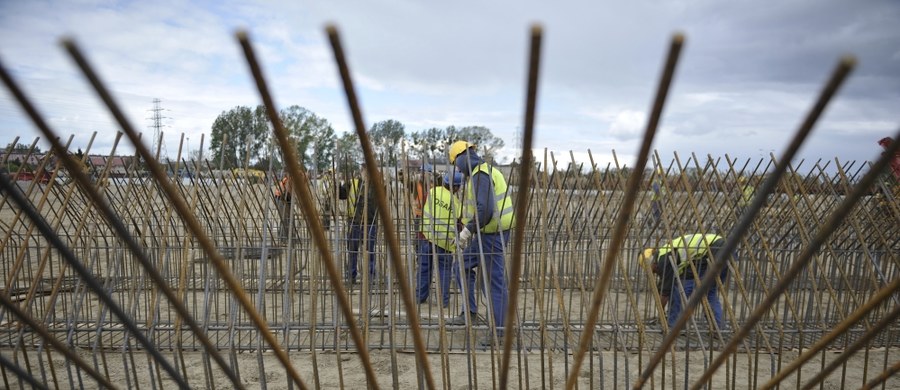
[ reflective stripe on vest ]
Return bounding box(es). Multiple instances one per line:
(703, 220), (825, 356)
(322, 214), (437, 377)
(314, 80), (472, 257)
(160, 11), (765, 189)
(347, 179), (360, 217)
(460, 163), (514, 233)
(739, 185), (754, 206)
(422, 187), (460, 252)
(658, 234), (723, 275)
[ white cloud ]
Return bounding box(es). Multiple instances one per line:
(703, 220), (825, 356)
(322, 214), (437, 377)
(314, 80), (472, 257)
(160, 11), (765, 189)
(608, 110), (647, 140)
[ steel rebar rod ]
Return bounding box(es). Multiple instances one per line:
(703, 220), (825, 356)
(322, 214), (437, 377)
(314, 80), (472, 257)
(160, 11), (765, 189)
(59, 38), (292, 390)
(800, 302), (900, 390)
(500, 23), (542, 389)
(567, 32), (683, 390)
(325, 25), (432, 390)
(0, 174), (141, 390)
(689, 125), (899, 390)
(635, 54), (856, 389)
(760, 276), (900, 389)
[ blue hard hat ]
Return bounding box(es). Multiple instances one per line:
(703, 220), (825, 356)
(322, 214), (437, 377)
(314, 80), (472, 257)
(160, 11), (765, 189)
(422, 163), (434, 173)
(443, 171), (464, 187)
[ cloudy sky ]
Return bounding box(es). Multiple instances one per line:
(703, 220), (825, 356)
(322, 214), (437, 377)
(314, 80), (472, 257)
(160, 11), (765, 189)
(1, 0), (898, 171)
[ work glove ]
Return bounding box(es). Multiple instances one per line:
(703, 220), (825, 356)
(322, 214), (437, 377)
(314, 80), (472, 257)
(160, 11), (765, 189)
(458, 227), (472, 249)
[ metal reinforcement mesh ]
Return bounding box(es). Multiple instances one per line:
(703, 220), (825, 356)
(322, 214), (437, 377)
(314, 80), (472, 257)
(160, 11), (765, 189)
(1, 27), (898, 390)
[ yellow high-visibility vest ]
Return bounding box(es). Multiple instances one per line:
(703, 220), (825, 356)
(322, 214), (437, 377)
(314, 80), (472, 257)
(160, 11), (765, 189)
(346, 178), (360, 217)
(657, 234), (723, 275)
(460, 163), (514, 233)
(422, 186), (461, 252)
(739, 185), (754, 206)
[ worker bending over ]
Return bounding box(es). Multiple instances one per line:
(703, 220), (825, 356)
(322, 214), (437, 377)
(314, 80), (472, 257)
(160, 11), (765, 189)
(641, 234), (731, 331)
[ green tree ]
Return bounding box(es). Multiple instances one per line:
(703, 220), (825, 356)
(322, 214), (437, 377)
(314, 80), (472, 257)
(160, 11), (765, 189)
(273, 105), (338, 174)
(410, 125), (505, 164)
(209, 105), (268, 169)
(279, 106), (314, 165)
(335, 132), (362, 178)
(456, 125), (504, 162)
(4, 142), (42, 154)
(310, 123), (336, 174)
(369, 119), (406, 167)
(408, 127), (447, 162)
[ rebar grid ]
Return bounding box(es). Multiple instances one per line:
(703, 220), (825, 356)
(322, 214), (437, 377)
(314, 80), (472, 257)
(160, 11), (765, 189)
(0, 26), (898, 390)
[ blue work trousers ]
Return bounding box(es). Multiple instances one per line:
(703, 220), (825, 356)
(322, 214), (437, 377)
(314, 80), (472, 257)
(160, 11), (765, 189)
(668, 276), (724, 330)
(415, 239), (454, 307)
(459, 231), (510, 333)
(347, 223), (377, 282)
(650, 200), (662, 222)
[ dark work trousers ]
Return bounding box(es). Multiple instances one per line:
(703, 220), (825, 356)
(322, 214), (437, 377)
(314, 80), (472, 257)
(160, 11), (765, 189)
(415, 239), (454, 307)
(347, 222), (377, 283)
(458, 230), (510, 336)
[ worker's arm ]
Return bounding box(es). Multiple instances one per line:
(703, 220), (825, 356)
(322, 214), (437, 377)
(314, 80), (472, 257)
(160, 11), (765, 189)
(338, 182), (349, 200)
(707, 237), (731, 281)
(464, 171), (494, 233)
(657, 254), (676, 299)
(650, 261), (669, 309)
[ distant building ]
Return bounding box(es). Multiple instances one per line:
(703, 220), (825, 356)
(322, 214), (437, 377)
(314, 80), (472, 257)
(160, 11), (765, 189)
(1, 152), (44, 167)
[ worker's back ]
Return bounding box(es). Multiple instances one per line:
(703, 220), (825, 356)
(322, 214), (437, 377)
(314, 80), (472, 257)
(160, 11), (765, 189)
(341, 176), (379, 225)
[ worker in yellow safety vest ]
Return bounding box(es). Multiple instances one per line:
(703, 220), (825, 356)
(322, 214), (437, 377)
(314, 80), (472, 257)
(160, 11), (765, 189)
(446, 140), (515, 348)
(415, 170), (465, 307)
(338, 164), (379, 285)
(639, 234), (732, 331)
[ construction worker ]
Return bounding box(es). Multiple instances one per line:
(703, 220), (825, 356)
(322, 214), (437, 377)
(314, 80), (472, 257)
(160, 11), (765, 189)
(415, 170), (464, 307)
(736, 176), (754, 219)
(650, 167), (665, 224)
(407, 163), (433, 240)
(447, 140), (515, 347)
(316, 170), (334, 231)
(413, 164), (432, 220)
(640, 234), (731, 331)
(339, 163), (379, 286)
(274, 174), (293, 241)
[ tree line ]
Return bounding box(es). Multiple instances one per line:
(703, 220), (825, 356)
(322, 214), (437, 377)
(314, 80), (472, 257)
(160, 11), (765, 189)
(209, 105), (505, 174)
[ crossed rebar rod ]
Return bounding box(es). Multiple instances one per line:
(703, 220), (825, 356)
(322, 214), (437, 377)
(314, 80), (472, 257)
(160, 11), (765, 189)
(0, 25), (898, 390)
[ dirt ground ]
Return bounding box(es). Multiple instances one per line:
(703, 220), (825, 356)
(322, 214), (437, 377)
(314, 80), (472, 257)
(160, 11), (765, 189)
(3, 346), (898, 389)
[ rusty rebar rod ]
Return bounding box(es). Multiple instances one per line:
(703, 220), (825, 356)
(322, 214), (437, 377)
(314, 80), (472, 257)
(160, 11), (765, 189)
(61, 38), (292, 389)
(690, 125), (900, 390)
(568, 32), (684, 390)
(325, 24), (434, 390)
(500, 23), (542, 389)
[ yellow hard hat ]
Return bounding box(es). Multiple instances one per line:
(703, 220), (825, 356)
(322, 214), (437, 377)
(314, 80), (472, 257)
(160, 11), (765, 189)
(638, 248), (656, 266)
(448, 140), (475, 164)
